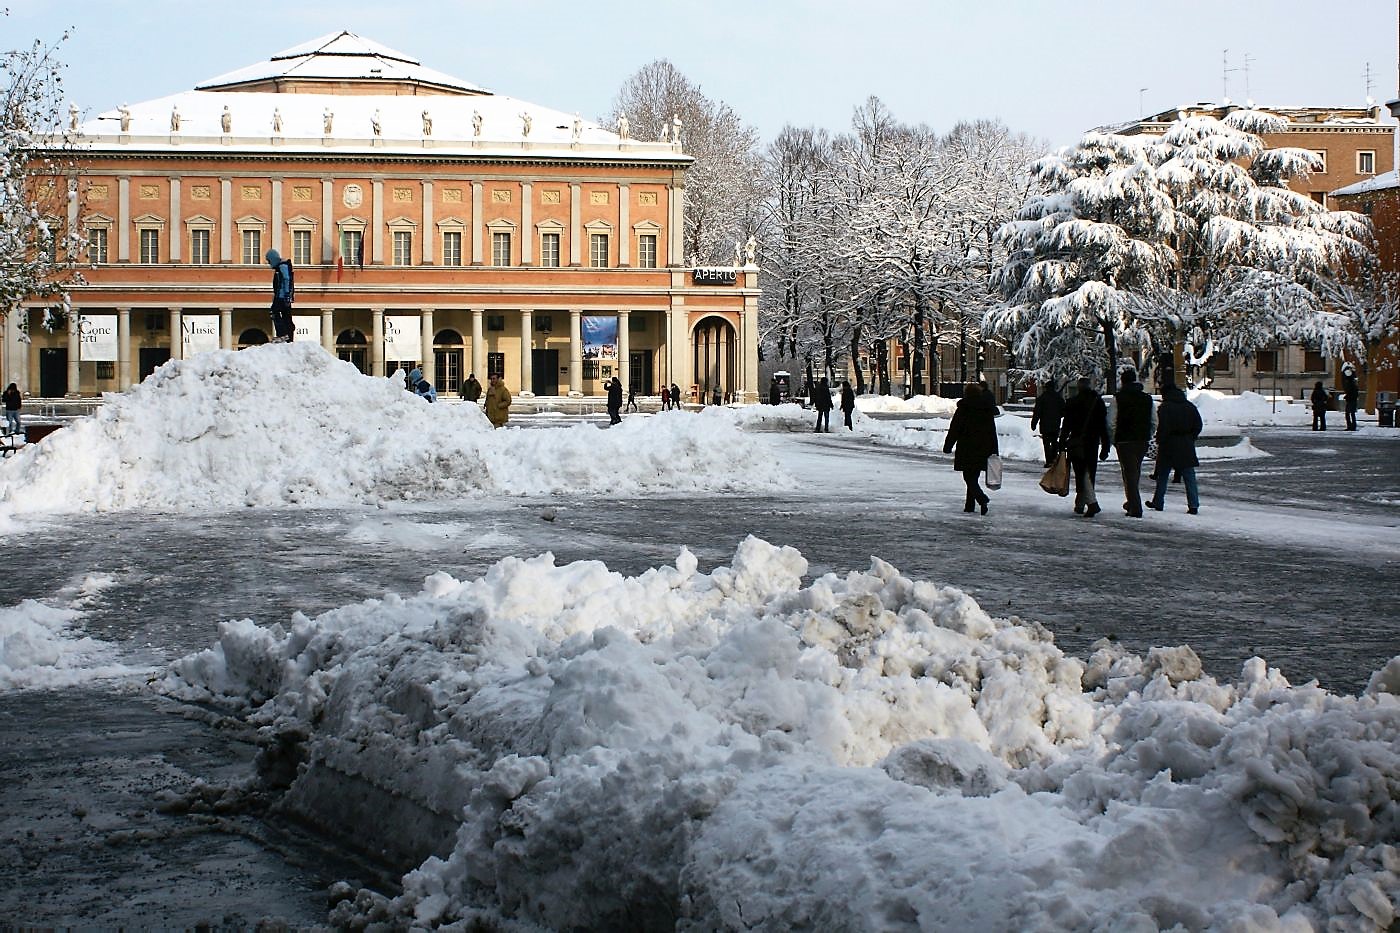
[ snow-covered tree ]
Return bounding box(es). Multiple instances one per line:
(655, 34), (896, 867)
(2, 23), (84, 332)
(604, 61), (762, 265)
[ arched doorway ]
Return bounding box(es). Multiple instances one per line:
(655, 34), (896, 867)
(238, 328), (268, 349)
(692, 316), (737, 404)
(434, 328), (464, 396)
(337, 328), (367, 373)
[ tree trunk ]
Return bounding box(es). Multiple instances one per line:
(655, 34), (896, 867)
(1103, 319), (1119, 394)
(850, 325), (866, 395)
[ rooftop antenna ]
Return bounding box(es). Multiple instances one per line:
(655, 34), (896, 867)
(1242, 53), (1254, 103)
(1139, 87), (1149, 118)
(1364, 61), (1376, 102)
(1222, 49), (1239, 102)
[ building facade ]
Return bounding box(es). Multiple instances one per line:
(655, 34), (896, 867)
(1331, 169), (1400, 403)
(9, 33), (760, 402)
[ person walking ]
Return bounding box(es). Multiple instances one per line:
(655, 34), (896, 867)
(1030, 381), (1064, 467)
(3, 383), (21, 436)
(625, 384), (638, 413)
(769, 376), (781, 406)
(670, 383), (682, 410)
(1148, 383), (1203, 514)
(1058, 376), (1110, 517)
(840, 380), (856, 430)
(607, 376), (623, 424)
(460, 373), (482, 403)
(484, 374), (512, 428)
(1112, 368), (1154, 518)
(264, 249), (295, 343)
(943, 382), (1000, 514)
(1343, 366), (1360, 431)
(660, 385), (670, 411)
(1310, 380), (1329, 431)
(812, 377), (834, 432)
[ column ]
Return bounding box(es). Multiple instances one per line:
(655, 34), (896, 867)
(371, 177), (384, 265)
(169, 177), (182, 262)
(117, 308), (132, 389)
(520, 183), (533, 265)
(321, 178), (335, 260)
(271, 178), (283, 255)
(169, 309), (183, 361)
(65, 312), (80, 396)
(665, 308), (676, 390)
(471, 182), (483, 264)
(668, 184), (685, 266)
(421, 308), (435, 385)
(220, 177), (232, 263)
(671, 307), (691, 397)
(471, 309), (485, 379)
(421, 181), (434, 264)
(321, 309), (334, 354)
(618, 310), (630, 391)
(569, 184), (582, 266)
(618, 185), (631, 266)
(219, 308), (233, 351)
(372, 309), (385, 377)
(741, 296), (759, 403)
(520, 309), (534, 396)
(117, 176), (131, 262)
(568, 309), (582, 396)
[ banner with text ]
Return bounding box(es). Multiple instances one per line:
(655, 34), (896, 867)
(384, 315), (422, 361)
(181, 314), (220, 356)
(581, 315), (618, 361)
(292, 315), (320, 343)
(78, 314), (118, 362)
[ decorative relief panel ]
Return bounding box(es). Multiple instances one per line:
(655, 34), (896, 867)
(342, 184), (364, 208)
(540, 189), (561, 204)
(241, 185), (262, 201)
(291, 186), (313, 202)
(491, 189), (512, 203)
(638, 191), (658, 206)
(87, 184), (109, 201)
(442, 188), (463, 203)
(393, 187), (413, 203)
(590, 191), (610, 205)
(139, 184), (160, 200)
(190, 185), (211, 200)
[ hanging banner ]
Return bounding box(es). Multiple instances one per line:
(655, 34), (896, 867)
(181, 314), (220, 356)
(78, 314), (118, 362)
(384, 315), (422, 361)
(292, 315), (320, 343)
(581, 315), (618, 360)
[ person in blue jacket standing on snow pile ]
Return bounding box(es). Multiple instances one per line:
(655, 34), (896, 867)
(264, 249), (295, 343)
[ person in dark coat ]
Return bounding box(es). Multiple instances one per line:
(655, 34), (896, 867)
(661, 385), (670, 410)
(812, 377), (834, 432)
(943, 382), (1000, 514)
(460, 373), (482, 403)
(626, 384), (638, 413)
(1310, 381), (1329, 431)
(1112, 368), (1154, 518)
(606, 376), (623, 424)
(1148, 384), (1203, 513)
(839, 380), (856, 430)
(1058, 376), (1110, 517)
(769, 376), (781, 406)
(670, 383), (682, 410)
(264, 248), (295, 342)
(1030, 382), (1064, 467)
(1342, 366), (1360, 431)
(3, 383), (21, 436)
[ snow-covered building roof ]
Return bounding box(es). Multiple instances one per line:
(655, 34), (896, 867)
(1330, 170), (1400, 197)
(1099, 101), (1390, 136)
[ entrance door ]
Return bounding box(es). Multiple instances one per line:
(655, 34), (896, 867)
(139, 347), (171, 381)
(629, 350), (653, 395)
(39, 348), (67, 397)
(531, 348), (559, 396)
(435, 349), (463, 396)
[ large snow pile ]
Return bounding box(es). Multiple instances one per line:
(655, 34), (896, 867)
(1190, 389), (1311, 427)
(0, 344), (788, 517)
(164, 539), (1400, 930)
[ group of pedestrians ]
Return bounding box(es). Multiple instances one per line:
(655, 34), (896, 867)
(1311, 367), (1361, 431)
(951, 368), (1204, 517)
(809, 377), (857, 432)
(659, 383), (684, 410)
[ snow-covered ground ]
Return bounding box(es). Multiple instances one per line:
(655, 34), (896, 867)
(2, 348), (1397, 929)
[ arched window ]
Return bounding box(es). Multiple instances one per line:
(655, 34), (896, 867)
(337, 328), (367, 373)
(238, 328), (268, 348)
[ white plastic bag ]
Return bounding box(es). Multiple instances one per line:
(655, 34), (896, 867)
(985, 454), (1003, 490)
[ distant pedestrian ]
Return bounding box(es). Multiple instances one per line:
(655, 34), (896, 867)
(942, 382), (1000, 515)
(1343, 366), (1360, 431)
(1058, 376), (1110, 517)
(264, 248), (295, 342)
(1030, 381), (1065, 467)
(3, 383), (20, 436)
(625, 384), (638, 413)
(840, 380), (856, 430)
(670, 383), (681, 410)
(769, 376), (781, 406)
(460, 373), (482, 403)
(1148, 383), (1203, 514)
(712, 386), (722, 407)
(607, 376), (623, 424)
(1112, 368), (1154, 518)
(661, 385), (670, 410)
(812, 377), (834, 432)
(1310, 381), (1329, 431)
(485, 374), (512, 428)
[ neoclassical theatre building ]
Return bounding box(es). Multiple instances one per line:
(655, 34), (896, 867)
(15, 32), (759, 402)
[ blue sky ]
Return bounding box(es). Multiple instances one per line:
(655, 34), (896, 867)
(9, 0), (1397, 148)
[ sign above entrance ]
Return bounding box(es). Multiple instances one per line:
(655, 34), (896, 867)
(384, 315), (421, 361)
(78, 314), (118, 362)
(182, 314), (220, 356)
(692, 267), (737, 285)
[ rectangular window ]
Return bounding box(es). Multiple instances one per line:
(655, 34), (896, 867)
(1310, 192), (1327, 207)
(87, 228), (108, 264)
(393, 230), (412, 266)
(292, 229), (312, 265)
(145, 312), (164, 331)
(487, 352), (505, 379)
(534, 314), (553, 333)
(96, 361), (115, 380)
(1303, 350), (1327, 372)
(441, 231), (462, 266)
(1254, 349), (1278, 373)
(540, 232), (561, 267)
(487, 315), (505, 332)
(637, 234), (657, 268)
(340, 229), (364, 266)
(1311, 150), (1327, 173)
(1208, 351), (1230, 373)
(492, 232), (511, 266)
(241, 229), (261, 265)
(1358, 150), (1376, 174)
(139, 228), (160, 264)
(583, 360), (599, 379)
(189, 229), (210, 265)
(589, 233), (609, 268)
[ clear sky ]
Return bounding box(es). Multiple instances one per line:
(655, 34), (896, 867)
(8, 0), (1397, 149)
